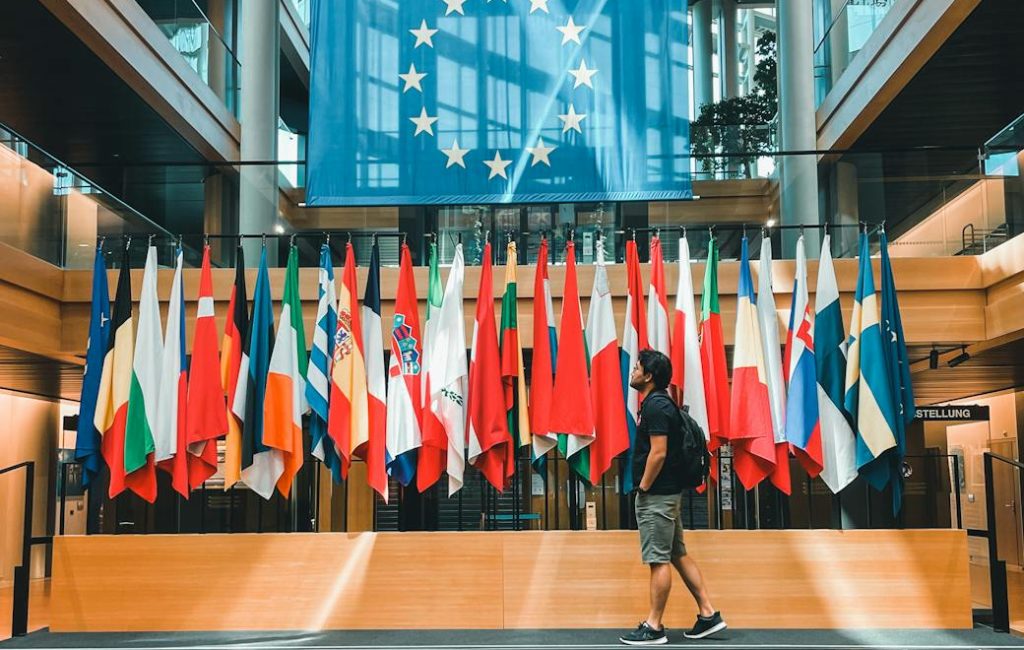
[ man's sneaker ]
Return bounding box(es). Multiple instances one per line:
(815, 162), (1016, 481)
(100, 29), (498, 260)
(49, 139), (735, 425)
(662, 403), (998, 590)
(619, 621), (668, 645)
(683, 611), (727, 639)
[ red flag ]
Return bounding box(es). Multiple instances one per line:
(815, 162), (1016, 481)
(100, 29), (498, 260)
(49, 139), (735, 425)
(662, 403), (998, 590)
(529, 237), (558, 464)
(700, 238), (730, 484)
(467, 242), (512, 491)
(587, 238), (629, 484)
(183, 245), (224, 488)
(549, 241), (595, 481)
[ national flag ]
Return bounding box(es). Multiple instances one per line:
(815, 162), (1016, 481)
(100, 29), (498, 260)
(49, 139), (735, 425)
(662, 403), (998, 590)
(500, 241), (530, 464)
(700, 238), (730, 483)
(756, 238), (791, 495)
(586, 236), (629, 485)
(429, 242), (469, 496)
(844, 232), (898, 492)
(550, 240), (595, 482)
(468, 241), (513, 491)
(530, 237), (558, 473)
(94, 246), (134, 499)
(181, 245), (223, 491)
(236, 246), (278, 500)
(815, 234), (858, 493)
(386, 243), (423, 487)
(647, 235), (671, 356)
(670, 236), (709, 436)
(418, 240), (447, 491)
(122, 245), (159, 502)
(362, 240), (389, 501)
(729, 236), (775, 490)
(222, 248), (248, 489)
(328, 242), (369, 479)
(621, 238), (648, 493)
(76, 245), (109, 490)
(155, 246), (201, 497)
(880, 229), (915, 515)
(784, 235), (823, 478)
(308, 243), (343, 483)
(263, 245), (309, 498)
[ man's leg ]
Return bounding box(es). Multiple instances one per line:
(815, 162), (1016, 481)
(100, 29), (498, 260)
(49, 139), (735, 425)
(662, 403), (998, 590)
(671, 554), (715, 617)
(646, 562), (672, 630)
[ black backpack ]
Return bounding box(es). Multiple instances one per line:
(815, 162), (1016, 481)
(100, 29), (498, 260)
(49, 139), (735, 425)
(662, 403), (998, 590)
(676, 405), (712, 489)
(650, 393), (711, 489)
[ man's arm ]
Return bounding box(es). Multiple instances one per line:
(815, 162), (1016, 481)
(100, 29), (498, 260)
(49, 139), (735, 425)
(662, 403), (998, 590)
(638, 434), (667, 492)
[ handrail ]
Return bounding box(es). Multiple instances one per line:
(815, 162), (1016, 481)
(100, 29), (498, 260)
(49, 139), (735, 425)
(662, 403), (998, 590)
(981, 451), (1023, 633)
(0, 461), (34, 637)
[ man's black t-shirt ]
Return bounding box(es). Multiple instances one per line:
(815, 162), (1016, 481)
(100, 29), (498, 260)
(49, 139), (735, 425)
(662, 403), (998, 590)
(632, 389), (685, 495)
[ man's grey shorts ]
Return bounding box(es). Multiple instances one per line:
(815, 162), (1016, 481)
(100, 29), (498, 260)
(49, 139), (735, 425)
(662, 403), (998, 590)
(635, 492), (687, 564)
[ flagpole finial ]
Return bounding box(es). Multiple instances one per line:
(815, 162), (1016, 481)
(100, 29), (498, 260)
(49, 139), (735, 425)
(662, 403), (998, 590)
(372, 231), (378, 247)
(823, 221), (830, 237)
(324, 231), (330, 245)
(402, 231), (408, 246)
(125, 234), (132, 251)
(681, 226), (687, 240)
(178, 234), (184, 249)
(148, 233), (156, 247)
(289, 233), (297, 247)
(458, 232), (463, 245)
(262, 233), (267, 248)
(631, 228), (636, 241)
(569, 228), (575, 241)
(204, 232), (210, 247)
(98, 236), (106, 250)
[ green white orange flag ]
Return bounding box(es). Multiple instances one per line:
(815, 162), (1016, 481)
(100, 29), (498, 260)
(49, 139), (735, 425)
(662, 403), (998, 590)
(501, 241), (530, 456)
(94, 246), (134, 499)
(586, 236), (629, 485)
(263, 245), (309, 498)
(122, 245), (159, 502)
(550, 240), (594, 482)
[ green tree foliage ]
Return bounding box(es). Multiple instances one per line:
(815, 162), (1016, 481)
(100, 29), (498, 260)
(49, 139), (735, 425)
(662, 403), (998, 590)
(691, 31), (777, 177)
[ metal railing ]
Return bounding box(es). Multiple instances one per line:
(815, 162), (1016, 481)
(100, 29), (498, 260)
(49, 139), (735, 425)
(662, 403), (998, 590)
(1, 461), (51, 638)
(975, 452), (1023, 633)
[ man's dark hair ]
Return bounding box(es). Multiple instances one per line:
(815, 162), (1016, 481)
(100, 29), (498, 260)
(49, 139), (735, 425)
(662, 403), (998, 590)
(638, 349), (672, 390)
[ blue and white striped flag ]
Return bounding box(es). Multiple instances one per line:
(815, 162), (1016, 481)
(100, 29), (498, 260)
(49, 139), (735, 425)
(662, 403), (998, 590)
(844, 232), (898, 491)
(307, 243), (343, 483)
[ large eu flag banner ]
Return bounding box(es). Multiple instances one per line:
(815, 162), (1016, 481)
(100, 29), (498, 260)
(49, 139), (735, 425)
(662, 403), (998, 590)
(307, 0), (691, 206)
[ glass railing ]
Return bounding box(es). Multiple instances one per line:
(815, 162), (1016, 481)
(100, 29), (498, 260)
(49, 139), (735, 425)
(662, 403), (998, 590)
(813, 0), (898, 106)
(0, 125), (189, 269)
(135, 0), (241, 116)
(9, 143), (1018, 270)
(285, 0), (311, 28)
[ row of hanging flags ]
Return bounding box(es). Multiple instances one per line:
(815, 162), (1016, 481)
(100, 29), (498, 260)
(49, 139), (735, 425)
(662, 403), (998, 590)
(75, 229), (914, 514)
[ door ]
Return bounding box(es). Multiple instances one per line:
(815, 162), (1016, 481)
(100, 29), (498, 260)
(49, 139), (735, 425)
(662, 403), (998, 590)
(990, 439), (1023, 568)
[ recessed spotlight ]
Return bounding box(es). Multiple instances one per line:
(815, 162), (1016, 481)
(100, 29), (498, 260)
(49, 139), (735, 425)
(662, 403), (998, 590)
(274, 224), (286, 234)
(766, 219), (776, 228)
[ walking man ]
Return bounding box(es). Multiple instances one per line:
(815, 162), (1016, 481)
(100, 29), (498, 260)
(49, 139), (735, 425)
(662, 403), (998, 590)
(619, 349), (727, 645)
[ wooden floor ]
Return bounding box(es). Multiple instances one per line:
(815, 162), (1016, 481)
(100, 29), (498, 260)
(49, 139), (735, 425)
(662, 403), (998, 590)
(0, 579), (49, 641)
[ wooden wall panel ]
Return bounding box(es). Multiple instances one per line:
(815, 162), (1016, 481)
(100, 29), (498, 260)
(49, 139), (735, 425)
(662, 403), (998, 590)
(51, 533), (504, 632)
(502, 530), (972, 630)
(51, 530), (971, 632)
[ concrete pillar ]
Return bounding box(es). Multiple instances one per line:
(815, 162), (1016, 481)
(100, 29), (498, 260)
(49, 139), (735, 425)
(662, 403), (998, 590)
(239, 0), (281, 263)
(776, 0), (820, 255)
(691, 0), (714, 117)
(719, 0), (739, 100)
